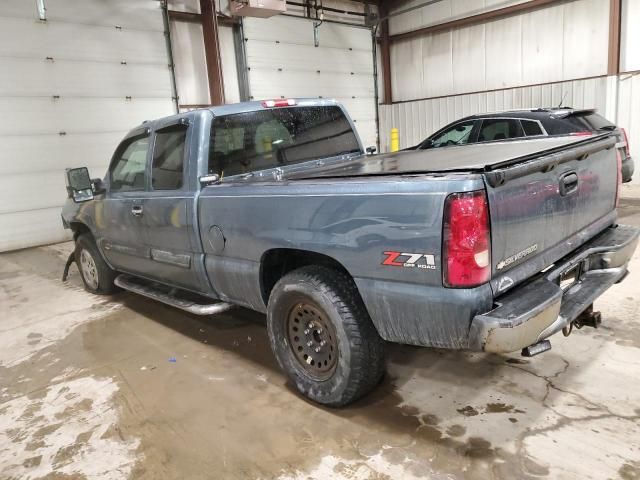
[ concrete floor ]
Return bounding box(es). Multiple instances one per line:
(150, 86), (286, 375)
(2, 190), (640, 480)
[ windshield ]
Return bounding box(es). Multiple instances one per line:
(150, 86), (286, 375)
(208, 106), (361, 177)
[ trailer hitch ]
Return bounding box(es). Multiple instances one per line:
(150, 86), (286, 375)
(562, 304), (601, 336)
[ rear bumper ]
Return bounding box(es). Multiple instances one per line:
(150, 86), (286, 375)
(469, 224), (639, 352)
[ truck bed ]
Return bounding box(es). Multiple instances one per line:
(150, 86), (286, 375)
(289, 135), (596, 179)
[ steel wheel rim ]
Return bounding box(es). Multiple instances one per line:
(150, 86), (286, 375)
(286, 301), (338, 380)
(80, 249), (99, 290)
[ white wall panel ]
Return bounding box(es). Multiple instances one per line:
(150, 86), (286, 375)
(244, 16), (371, 49)
(0, 17), (168, 63)
(243, 16), (377, 148)
(0, 1), (174, 252)
(562, 0), (609, 79)
(422, 31), (453, 98)
(171, 21), (209, 105)
(219, 25), (240, 104)
(43, 0), (164, 31)
(521, 5), (564, 85)
(0, 98), (174, 136)
(0, 58), (171, 98)
(452, 24), (485, 95)
(485, 15), (521, 90)
(389, 0), (611, 102)
(621, 0), (640, 72)
(389, 0), (526, 36)
(0, 209), (71, 253)
(2, 133), (124, 176)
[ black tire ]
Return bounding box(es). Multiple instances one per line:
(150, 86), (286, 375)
(74, 233), (119, 295)
(267, 265), (385, 407)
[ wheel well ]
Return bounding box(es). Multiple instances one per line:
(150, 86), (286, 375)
(69, 222), (92, 242)
(260, 249), (352, 305)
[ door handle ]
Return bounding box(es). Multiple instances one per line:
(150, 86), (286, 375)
(131, 205), (144, 217)
(559, 172), (579, 196)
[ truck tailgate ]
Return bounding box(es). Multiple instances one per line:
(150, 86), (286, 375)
(484, 134), (619, 295)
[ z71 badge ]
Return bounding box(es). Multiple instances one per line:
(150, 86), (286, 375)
(382, 251), (436, 269)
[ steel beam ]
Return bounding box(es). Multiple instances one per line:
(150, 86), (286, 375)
(608, 0), (621, 75)
(379, 3), (392, 104)
(200, 0), (225, 105)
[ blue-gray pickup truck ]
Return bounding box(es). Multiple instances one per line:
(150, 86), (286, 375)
(62, 98), (639, 406)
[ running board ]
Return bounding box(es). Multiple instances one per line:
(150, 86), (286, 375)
(114, 274), (234, 316)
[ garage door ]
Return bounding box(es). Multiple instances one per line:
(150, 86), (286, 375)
(0, 0), (175, 252)
(243, 16), (377, 149)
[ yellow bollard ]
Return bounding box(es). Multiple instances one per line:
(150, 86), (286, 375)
(390, 128), (399, 152)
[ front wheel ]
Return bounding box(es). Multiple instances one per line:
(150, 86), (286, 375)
(267, 266), (385, 407)
(74, 234), (119, 295)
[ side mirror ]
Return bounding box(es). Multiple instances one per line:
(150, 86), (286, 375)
(366, 146), (377, 155)
(65, 167), (94, 203)
(199, 174), (221, 187)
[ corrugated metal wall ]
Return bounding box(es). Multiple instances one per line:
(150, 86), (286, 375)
(390, 0), (609, 103)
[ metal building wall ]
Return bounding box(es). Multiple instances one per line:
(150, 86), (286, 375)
(389, 0), (609, 103)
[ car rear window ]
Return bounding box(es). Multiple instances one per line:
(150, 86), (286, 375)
(548, 111), (615, 134)
(208, 106), (361, 177)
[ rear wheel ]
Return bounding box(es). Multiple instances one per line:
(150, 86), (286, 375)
(267, 265), (385, 407)
(75, 234), (119, 295)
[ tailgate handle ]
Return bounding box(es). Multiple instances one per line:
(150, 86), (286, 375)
(559, 172), (578, 196)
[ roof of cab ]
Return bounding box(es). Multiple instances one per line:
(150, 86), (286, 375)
(126, 98), (342, 137)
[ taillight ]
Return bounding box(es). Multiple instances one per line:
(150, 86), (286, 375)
(443, 190), (491, 288)
(621, 127), (631, 157)
(569, 131), (593, 137)
(615, 148), (622, 208)
(262, 99), (296, 108)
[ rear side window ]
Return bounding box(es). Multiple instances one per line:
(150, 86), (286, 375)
(549, 112), (615, 134)
(152, 124), (188, 190)
(208, 106), (361, 177)
(110, 135), (149, 192)
(521, 120), (544, 136)
(478, 119), (524, 142)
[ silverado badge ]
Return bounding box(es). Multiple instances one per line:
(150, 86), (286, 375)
(496, 244), (538, 270)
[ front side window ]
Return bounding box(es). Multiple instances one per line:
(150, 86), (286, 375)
(152, 124), (188, 190)
(478, 119), (524, 142)
(110, 135), (149, 192)
(208, 106), (361, 177)
(430, 121), (476, 148)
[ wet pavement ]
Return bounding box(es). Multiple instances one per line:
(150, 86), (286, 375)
(1, 194), (640, 480)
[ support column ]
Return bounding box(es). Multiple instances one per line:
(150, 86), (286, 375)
(200, 0), (225, 105)
(379, 4), (392, 105)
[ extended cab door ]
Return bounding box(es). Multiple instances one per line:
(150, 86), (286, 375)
(139, 117), (206, 293)
(100, 129), (152, 275)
